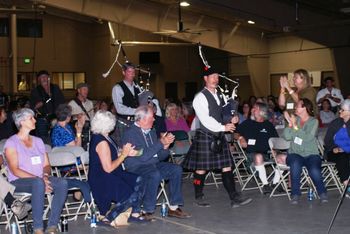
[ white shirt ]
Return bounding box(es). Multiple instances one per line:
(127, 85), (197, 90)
(316, 87), (344, 107)
(192, 88), (225, 132)
(112, 80), (138, 116)
(320, 110), (336, 124)
(68, 98), (94, 120)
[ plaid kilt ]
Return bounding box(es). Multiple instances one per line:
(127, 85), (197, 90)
(182, 130), (233, 170)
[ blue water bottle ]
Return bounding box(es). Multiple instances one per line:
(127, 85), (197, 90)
(307, 187), (314, 201)
(11, 222), (18, 234)
(160, 199), (168, 217)
(90, 208), (97, 228)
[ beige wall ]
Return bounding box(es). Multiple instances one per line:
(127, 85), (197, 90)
(227, 36), (335, 101)
(0, 14), (336, 105)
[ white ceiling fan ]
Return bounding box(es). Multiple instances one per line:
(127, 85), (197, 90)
(153, 1), (211, 35)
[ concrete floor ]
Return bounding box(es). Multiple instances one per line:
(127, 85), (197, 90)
(1, 179), (349, 234)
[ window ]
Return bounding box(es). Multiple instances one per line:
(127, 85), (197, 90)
(0, 18), (42, 37)
(52, 72), (86, 90)
(17, 72), (35, 92)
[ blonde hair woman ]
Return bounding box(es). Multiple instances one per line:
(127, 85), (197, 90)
(278, 69), (318, 116)
(165, 103), (190, 132)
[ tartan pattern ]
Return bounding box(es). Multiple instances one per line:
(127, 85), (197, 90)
(182, 130), (233, 170)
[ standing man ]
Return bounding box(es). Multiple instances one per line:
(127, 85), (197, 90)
(183, 68), (252, 208)
(112, 62), (141, 146)
(235, 102), (279, 194)
(68, 83), (94, 150)
(122, 105), (190, 219)
(316, 77), (344, 112)
(30, 70), (65, 143)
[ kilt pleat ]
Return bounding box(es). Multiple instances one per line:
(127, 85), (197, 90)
(182, 130), (233, 170)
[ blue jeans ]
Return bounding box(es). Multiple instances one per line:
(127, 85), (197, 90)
(106, 177), (143, 221)
(127, 162), (184, 213)
(11, 177), (68, 230)
(66, 179), (91, 203)
(286, 154), (327, 196)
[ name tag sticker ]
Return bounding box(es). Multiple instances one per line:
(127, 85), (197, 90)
(248, 139), (256, 145)
(294, 137), (303, 145)
(31, 156), (41, 165)
(286, 103), (294, 110)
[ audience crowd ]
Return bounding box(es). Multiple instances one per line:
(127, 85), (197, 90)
(1, 68), (349, 234)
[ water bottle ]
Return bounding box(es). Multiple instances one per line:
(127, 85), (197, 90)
(307, 187), (314, 201)
(61, 215), (68, 232)
(160, 199), (168, 217)
(90, 208), (97, 228)
(11, 222), (18, 234)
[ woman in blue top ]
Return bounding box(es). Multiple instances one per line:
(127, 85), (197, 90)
(324, 99), (350, 188)
(51, 104), (85, 147)
(88, 110), (148, 225)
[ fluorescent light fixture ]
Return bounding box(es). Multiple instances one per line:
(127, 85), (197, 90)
(180, 1), (190, 7)
(247, 20), (255, 24)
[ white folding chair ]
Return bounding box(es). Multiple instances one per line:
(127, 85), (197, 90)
(237, 141), (275, 194)
(230, 141), (250, 186)
(156, 180), (170, 207)
(48, 149), (92, 221)
(268, 137), (291, 199)
(316, 135), (342, 194)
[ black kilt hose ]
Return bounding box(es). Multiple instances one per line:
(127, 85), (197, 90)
(183, 130), (233, 170)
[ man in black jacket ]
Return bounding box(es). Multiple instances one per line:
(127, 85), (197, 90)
(30, 70), (64, 143)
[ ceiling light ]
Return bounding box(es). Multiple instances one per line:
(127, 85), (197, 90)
(247, 20), (255, 24)
(180, 1), (190, 7)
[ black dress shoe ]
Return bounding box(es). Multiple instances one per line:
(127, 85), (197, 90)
(231, 195), (252, 208)
(194, 197), (210, 207)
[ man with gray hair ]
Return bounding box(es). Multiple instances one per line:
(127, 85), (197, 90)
(121, 105), (190, 220)
(235, 102), (279, 194)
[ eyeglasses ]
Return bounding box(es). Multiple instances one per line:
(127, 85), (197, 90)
(340, 109), (349, 112)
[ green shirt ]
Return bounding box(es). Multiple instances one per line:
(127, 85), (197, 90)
(282, 117), (319, 157)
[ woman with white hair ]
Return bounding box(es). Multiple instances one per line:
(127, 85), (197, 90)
(88, 110), (148, 225)
(324, 99), (350, 189)
(4, 108), (68, 234)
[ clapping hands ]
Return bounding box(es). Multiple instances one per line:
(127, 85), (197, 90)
(160, 132), (175, 149)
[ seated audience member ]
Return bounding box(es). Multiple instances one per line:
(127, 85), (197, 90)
(5, 108), (68, 234)
(122, 105), (190, 219)
(267, 97), (283, 126)
(238, 101), (251, 124)
(165, 103), (190, 132)
(236, 102), (280, 194)
(324, 99), (350, 190)
(0, 106), (17, 140)
(319, 99), (336, 127)
(88, 110), (148, 224)
(316, 77), (344, 113)
(282, 98), (327, 204)
(51, 104), (85, 147)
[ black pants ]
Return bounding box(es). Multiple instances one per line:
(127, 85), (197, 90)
(327, 151), (350, 183)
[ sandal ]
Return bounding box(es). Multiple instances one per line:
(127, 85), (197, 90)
(128, 215), (151, 223)
(98, 215), (111, 225)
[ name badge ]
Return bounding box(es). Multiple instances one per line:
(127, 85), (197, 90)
(286, 103), (294, 110)
(294, 137), (303, 145)
(31, 156), (42, 165)
(248, 139), (256, 145)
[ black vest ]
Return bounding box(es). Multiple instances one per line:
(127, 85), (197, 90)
(199, 88), (224, 135)
(118, 81), (140, 118)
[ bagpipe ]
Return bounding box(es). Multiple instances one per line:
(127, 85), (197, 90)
(198, 43), (240, 117)
(103, 22), (154, 107)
